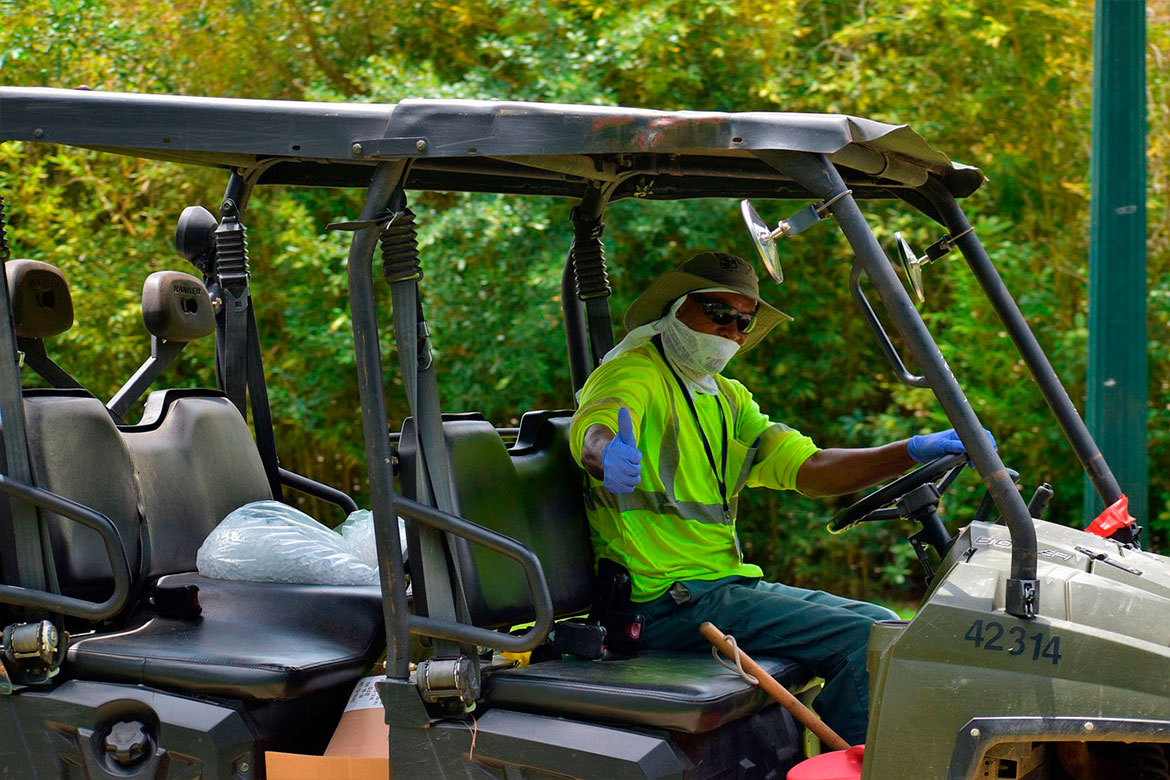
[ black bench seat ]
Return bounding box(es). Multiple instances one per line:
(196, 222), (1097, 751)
(401, 412), (811, 736)
(484, 651), (809, 734)
(25, 388), (385, 702)
(66, 573), (383, 700)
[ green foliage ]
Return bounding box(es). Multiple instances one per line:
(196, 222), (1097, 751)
(0, 0), (1166, 601)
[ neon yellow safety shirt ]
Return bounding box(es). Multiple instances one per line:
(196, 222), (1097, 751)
(570, 342), (820, 602)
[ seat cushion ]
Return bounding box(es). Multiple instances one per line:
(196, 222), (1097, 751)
(66, 573), (384, 701)
(482, 650), (810, 734)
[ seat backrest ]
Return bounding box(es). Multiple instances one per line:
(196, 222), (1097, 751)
(120, 389), (272, 578)
(22, 389), (142, 604)
(399, 411), (593, 630)
(509, 412), (595, 615)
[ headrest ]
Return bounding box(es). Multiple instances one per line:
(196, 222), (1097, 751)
(6, 259), (74, 339)
(142, 271), (215, 343)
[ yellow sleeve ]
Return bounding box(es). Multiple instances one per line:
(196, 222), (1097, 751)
(569, 350), (658, 467)
(727, 381), (820, 492)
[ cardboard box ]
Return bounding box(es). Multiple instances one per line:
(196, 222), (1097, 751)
(265, 752), (387, 780)
(326, 675), (389, 758)
(266, 675), (390, 779)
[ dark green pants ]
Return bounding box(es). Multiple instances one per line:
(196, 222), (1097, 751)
(638, 576), (896, 745)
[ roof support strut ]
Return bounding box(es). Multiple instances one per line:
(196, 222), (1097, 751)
(920, 180), (1133, 545)
(755, 150), (1040, 619)
(344, 161), (414, 679)
(382, 191), (481, 708)
(571, 184), (617, 370)
(209, 171), (282, 500)
(0, 195), (49, 597)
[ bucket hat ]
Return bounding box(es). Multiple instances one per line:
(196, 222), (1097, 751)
(623, 251), (792, 351)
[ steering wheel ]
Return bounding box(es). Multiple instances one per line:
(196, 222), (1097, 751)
(828, 452), (969, 533)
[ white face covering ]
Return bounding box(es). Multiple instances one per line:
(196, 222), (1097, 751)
(598, 288), (743, 396)
(660, 307), (740, 394)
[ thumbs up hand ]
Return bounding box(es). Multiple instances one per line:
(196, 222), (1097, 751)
(602, 407), (643, 495)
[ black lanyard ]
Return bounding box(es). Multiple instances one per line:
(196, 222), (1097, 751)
(653, 338), (731, 518)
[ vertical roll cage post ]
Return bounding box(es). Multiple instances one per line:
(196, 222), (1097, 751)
(344, 163), (555, 678)
(755, 150), (1041, 619)
(574, 182), (617, 368)
(344, 161), (414, 679)
(917, 180), (1129, 535)
(562, 258), (590, 393)
(213, 170), (253, 395)
(217, 167), (360, 517)
(212, 169), (283, 499)
(0, 196), (130, 622)
(0, 196), (58, 606)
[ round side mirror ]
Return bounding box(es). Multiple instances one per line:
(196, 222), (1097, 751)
(895, 232), (926, 303)
(740, 200), (783, 284)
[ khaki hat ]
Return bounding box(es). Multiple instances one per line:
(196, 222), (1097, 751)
(624, 251), (792, 351)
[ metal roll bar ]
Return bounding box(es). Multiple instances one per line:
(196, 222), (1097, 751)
(0, 474), (131, 621)
(919, 180), (1127, 526)
(755, 149), (1040, 619)
(345, 161), (414, 679)
(345, 162), (559, 674)
(396, 495), (554, 653)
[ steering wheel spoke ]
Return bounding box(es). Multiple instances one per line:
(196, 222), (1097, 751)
(861, 507), (901, 524)
(827, 452), (969, 533)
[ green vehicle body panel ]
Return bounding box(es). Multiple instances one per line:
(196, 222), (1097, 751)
(862, 518), (1170, 777)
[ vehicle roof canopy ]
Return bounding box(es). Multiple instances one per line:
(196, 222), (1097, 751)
(0, 87), (984, 202)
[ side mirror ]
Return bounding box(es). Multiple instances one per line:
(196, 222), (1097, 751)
(740, 193), (849, 285)
(740, 200), (784, 283)
(894, 227), (974, 304)
(895, 232), (927, 303)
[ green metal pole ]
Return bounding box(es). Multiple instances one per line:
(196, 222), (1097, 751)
(1085, 0), (1147, 532)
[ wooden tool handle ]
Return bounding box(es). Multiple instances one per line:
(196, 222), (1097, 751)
(700, 621), (851, 751)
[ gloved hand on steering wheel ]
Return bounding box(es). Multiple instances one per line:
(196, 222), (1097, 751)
(907, 428), (996, 464)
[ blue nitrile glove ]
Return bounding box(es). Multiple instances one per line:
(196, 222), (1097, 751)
(907, 428), (997, 463)
(602, 407), (643, 495)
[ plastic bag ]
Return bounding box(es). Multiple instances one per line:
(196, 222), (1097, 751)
(196, 501), (404, 586)
(336, 509), (408, 570)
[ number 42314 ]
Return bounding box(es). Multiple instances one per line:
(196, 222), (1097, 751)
(964, 619), (1063, 665)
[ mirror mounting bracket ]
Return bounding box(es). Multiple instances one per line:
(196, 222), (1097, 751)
(923, 226), (975, 263)
(775, 189), (852, 239)
(897, 226), (976, 303)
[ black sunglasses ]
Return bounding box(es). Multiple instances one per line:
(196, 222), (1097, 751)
(693, 295), (757, 334)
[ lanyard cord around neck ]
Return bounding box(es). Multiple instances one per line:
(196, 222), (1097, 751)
(653, 337), (730, 517)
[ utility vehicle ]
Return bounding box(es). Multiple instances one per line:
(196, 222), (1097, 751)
(0, 87), (1165, 779)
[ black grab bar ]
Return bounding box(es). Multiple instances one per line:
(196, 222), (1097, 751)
(394, 494), (554, 654)
(849, 261), (930, 389)
(278, 468), (360, 517)
(0, 474), (132, 621)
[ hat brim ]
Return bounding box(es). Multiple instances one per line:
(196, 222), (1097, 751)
(623, 270), (792, 351)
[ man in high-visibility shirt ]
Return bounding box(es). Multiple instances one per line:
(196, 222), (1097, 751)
(570, 251), (991, 745)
